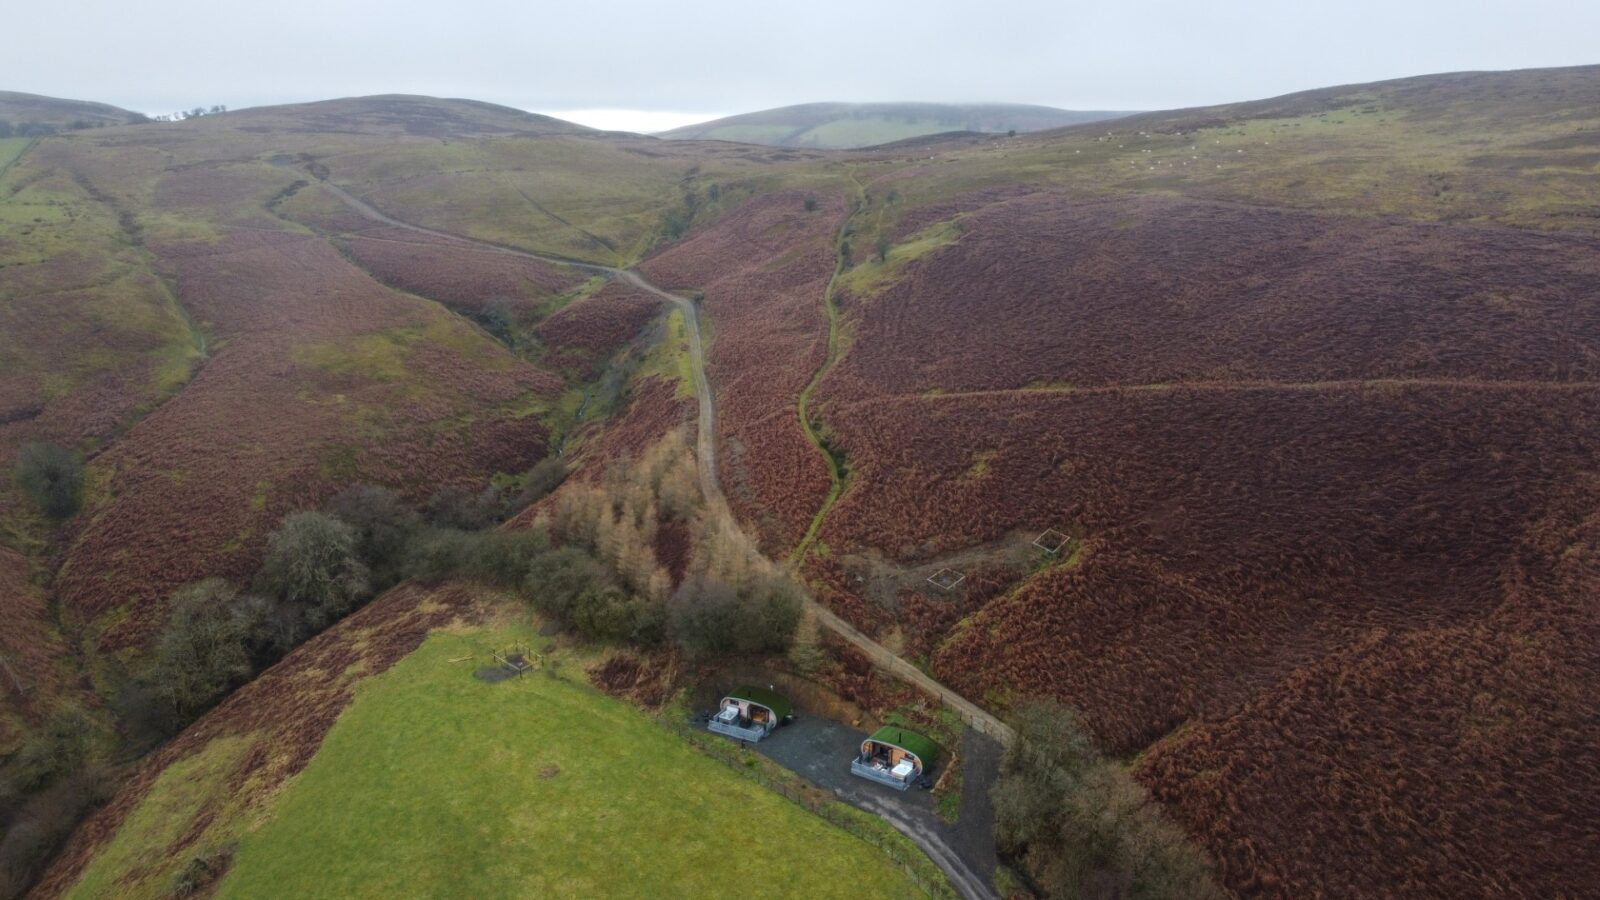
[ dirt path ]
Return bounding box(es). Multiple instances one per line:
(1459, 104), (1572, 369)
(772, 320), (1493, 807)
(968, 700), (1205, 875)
(310, 175), (1014, 741)
(309, 178), (1016, 892)
(842, 377), (1600, 405)
(0, 137), (39, 185)
(751, 714), (1001, 900)
(309, 179), (729, 514)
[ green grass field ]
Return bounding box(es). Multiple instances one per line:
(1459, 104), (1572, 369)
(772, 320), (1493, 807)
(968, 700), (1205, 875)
(635, 308), (696, 399)
(60, 621), (933, 899)
(659, 102), (1125, 149)
(793, 117), (965, 149)
(0, 137), (31, 175)
(222, 626), (928, 898)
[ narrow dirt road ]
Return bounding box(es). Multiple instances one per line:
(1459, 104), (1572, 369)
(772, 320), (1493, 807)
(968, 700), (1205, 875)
(311, 178), (1012, 735)
(312, 177), (1013, 740)
(311, 180), (728, 517)
(310, 177), (1010, 896)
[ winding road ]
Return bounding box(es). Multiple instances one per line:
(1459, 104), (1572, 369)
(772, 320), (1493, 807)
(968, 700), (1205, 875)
(309, 176), (1009, 899)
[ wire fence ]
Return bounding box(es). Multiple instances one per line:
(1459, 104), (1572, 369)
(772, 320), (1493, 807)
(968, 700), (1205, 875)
(671, 720), (959, 900)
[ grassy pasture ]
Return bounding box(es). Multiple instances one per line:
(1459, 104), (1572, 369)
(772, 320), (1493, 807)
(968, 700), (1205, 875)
(836, 216), (963, 298)
(685, 124), (798, 145)
(319, 132), (842, 267)
(634, 307), (696, 399)
(660, 102), (1126, 149)
(798, 117), (968, 149)
(323, 137), (690, 265)
(59, 621), (933, 899)
(0, 137), (31, 174)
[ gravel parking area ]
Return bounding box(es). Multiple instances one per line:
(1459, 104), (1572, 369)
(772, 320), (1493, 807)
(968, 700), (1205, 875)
(712, 710), (1002, 899)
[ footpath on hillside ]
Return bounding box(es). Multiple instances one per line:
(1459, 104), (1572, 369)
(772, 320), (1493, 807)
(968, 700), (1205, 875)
(303, 173), (1011, 898)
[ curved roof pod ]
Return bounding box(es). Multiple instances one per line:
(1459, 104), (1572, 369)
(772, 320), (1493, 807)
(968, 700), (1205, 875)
(862, 726), (939, 770)
(725, 685), (793, 721)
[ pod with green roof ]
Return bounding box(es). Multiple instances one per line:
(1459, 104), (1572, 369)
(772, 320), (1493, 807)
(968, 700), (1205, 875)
(851, 726), (938, 791)
(707, 685), (793, 743)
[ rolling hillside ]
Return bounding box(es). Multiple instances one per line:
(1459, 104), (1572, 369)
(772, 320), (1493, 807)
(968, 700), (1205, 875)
(222, 94), (593, 137)
(0, 91), (143, 131)
(36, 591), (935, 899)
(641, 64), (1600, 897)
(658, 102), (1130, 148)
(6, 66), (1600, 900)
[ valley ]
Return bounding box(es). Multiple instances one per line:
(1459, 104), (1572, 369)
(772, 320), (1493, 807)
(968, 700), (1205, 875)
(1, 63), (1598, 899)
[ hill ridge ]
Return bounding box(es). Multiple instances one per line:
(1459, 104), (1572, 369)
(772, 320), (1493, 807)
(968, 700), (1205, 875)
(659, 100), (1132, 148)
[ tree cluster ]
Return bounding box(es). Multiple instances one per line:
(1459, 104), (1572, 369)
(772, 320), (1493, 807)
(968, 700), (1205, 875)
(0, 434), (797, 897)
(534, 433), (800, 656)
(0, 711), (114, 898)
(993, 701), (1221, 900)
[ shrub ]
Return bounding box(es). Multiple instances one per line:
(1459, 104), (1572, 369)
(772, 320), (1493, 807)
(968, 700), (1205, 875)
(0, 768), (114, 900)
(460, 529), (551, 587)
(106, 675), (176, 753)
(668, 577), (741, 657)
(146, 580), (255, 722)
(993, 702), (1221, 900)
(401, 528), (472, 585)
(668, 574), (801, 658)
(13, 443), (83, 519)
(403, 527), (548, 588)
(230, 591), (305, 663)
(324, 484), (423, 590)
(720, 574), (803, 655)
(524, 547), (610, 618)
(472, 296), (524, 346)
(0, 819), (48, 899)
(425, 485), (505, 530)
(804, 195), (819, 212)
(170, 847), (231, 897)
(4, 709), (100, 793)
(256, 511), (370, 630)
(514, 457), (569, 510)
(567, 586), (667, 645)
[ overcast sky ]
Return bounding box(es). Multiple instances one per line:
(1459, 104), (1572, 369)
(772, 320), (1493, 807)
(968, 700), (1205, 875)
(6, 0), (1596, 131)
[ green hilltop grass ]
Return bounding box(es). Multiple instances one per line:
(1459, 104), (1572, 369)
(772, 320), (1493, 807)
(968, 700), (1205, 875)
(659, 102), (1130, 150)
(321, 133), (816, 266)
(846, 65), (1600, 234)
(803, 117), (965, 149)
(60, 622), (935, 899)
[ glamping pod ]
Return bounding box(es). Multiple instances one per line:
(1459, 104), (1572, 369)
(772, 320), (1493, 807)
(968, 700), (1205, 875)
(851, 726), (938, 791)
(707, 686), (792, 743)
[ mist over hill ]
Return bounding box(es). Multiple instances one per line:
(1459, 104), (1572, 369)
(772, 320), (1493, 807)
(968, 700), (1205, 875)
(657, 101), (1132, 148)
(223, 94), (594, 137)
(0, 91), (146, 134)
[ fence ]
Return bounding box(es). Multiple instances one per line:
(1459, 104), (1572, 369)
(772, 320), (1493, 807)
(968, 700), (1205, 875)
(671, 720), (959, 899)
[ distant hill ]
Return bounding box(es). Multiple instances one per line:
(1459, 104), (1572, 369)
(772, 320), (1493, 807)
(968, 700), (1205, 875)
(657, 102), (1132, 148)
(224, 94), (593, 137)
(0, 90), (144, 134)
(1040, 62), (1600, 138)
